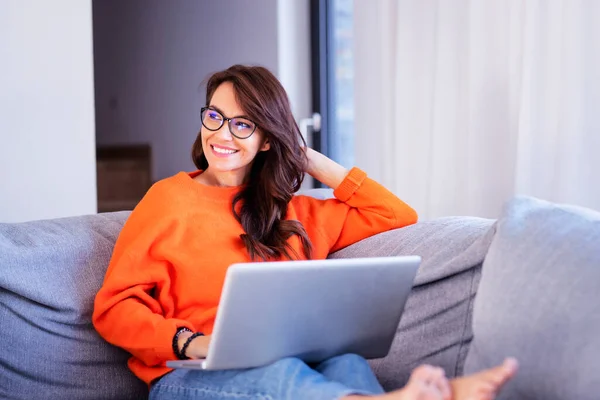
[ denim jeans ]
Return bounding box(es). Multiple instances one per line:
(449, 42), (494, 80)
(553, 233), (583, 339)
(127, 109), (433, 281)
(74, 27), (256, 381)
(149, 353), (385, 400)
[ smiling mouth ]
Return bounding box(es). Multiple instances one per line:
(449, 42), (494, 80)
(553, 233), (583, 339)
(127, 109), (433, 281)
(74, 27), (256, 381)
(211, 145), (239, 155)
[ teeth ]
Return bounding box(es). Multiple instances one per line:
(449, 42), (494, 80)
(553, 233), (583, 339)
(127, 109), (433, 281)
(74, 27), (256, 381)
(212, 146), (237, 154)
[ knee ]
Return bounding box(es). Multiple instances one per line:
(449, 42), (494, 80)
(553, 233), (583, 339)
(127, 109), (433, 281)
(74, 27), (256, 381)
(270, 357), (306, 370)
(326, 353), (369, 367)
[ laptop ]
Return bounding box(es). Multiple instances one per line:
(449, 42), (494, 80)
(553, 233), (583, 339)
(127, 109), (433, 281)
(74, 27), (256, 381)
(167, 256), (420, 371)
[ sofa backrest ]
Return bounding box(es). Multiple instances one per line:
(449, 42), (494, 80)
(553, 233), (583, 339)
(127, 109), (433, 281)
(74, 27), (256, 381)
(0, 211), (147, 400)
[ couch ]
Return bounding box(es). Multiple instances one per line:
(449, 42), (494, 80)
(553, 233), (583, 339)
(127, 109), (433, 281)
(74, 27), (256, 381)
(1, 194), (599, 399)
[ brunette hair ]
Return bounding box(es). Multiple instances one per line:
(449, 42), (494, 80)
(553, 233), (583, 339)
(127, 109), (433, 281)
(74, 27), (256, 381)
(191, 65), (312, 260)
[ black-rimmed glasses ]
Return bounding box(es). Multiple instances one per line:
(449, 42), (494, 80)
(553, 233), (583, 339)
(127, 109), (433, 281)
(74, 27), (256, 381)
(200, 107), (258, 139)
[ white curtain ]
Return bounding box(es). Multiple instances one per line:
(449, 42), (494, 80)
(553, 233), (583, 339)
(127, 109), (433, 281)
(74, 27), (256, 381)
(353, 0), (600, 220)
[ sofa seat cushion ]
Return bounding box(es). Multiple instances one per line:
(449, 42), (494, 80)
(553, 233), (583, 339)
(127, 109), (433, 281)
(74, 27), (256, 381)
(464, 196), (600, 399)
(0, 212), (146, 400)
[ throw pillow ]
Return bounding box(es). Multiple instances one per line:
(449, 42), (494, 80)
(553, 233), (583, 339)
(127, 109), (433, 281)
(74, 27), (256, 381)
(463, 196), (600, 399)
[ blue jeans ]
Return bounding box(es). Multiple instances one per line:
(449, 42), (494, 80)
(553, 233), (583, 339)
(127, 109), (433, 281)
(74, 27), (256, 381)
(149, 354), (385, 400)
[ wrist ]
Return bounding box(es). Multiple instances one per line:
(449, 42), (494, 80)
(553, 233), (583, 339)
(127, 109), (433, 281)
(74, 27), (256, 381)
(304, 147), (316, 176)
(172, 327), (193, 359)
(180, 332), (205, 359)
(177, 332), (193, 354)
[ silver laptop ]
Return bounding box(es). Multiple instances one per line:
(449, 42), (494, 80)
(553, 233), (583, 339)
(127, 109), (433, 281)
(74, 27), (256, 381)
(167, 256), (420, 371)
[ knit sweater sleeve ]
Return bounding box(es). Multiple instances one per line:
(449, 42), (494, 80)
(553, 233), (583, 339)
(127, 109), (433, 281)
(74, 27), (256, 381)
(92, 182), (194, 366)
(296, 167), (418, 253)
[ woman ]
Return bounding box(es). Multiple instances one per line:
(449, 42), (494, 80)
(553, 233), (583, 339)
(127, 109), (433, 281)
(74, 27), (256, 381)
(93, 65), (517, 400)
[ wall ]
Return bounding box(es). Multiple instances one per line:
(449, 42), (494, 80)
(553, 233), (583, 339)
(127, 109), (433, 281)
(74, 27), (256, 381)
(93, 0), (280, 181)
(0, 0), (97, 223)
(278, 0), (312, 127)
(277, 0), (313, 188)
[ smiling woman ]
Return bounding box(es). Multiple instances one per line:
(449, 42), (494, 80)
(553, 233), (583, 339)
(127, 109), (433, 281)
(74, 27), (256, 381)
(92, 64), (516, 400)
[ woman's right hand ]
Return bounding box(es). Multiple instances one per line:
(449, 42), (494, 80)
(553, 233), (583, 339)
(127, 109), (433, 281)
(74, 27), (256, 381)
(177, 332), (212, 359)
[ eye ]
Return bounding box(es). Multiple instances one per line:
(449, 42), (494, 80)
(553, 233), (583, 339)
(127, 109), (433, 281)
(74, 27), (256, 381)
(208, 111), (222, 121)
(235, 121), (251, 129)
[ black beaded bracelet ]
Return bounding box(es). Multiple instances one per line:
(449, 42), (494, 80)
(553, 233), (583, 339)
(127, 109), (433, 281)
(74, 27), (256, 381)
(172, 327), (193, 360)
(180, 332), (205, 360)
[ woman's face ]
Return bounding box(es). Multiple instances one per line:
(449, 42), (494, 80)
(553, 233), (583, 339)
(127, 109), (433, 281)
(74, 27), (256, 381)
(201, 82), (270, 181)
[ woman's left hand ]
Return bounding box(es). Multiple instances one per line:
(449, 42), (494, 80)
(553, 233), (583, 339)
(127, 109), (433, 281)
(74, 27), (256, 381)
(177, 332), (212, 360)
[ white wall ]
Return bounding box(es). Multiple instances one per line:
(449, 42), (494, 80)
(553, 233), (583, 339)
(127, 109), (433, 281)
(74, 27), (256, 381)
(93, 0), (280, 181)
(277, 0), (314, 188)
(0, 0), (97, 223)
(278, 0), (312, 125)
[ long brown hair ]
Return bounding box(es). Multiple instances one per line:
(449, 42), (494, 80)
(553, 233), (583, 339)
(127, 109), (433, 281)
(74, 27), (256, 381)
(191, 65), (313, 261)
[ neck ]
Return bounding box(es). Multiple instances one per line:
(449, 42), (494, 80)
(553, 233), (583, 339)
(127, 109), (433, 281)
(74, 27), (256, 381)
(201, 167), (247, 187)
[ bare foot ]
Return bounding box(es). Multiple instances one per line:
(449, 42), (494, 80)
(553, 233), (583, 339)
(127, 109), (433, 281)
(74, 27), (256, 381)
(344, 364), (451, 400)
(450, 358), (519, 400)
(399, 365), (451, 400)
(342, 358), (517, 400)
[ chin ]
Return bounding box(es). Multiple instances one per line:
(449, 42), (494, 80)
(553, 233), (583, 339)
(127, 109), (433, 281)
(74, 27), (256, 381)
(208, 161), (246, 173)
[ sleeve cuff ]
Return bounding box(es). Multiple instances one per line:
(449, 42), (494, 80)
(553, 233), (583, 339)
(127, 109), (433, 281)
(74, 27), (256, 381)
(333, 167), (367, 202)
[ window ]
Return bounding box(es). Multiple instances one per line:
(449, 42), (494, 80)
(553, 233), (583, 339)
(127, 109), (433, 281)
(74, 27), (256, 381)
(311, 0), (355, 181)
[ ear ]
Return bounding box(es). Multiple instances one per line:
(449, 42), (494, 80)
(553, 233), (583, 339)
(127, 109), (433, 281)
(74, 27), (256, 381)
(259, 139), (270, 152)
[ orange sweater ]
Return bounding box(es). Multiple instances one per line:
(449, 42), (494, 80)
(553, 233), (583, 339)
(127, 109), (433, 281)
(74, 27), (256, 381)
(92, 167), (417, 385)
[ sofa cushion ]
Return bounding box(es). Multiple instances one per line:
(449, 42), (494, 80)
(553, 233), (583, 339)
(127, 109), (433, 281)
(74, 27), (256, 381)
(0, 212), (146, 400)
(463, 196), (600, 400)
(329, 216), (496, 390)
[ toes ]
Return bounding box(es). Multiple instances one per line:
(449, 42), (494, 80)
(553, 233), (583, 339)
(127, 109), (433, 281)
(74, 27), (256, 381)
(434, 372), (452, 400)
(502, 358), (519, 377)
(410, 365), (438, 383)
(425, 367), (451, 400)
(408, 365), (451, 400)
(482, 357), (519, 387)
(399, 378), (443, 400)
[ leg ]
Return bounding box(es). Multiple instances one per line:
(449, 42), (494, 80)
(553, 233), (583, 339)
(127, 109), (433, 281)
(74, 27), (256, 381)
(314, 354), (385, 394)
(150, 357), (374, 400)
(150, 357), (517, 400)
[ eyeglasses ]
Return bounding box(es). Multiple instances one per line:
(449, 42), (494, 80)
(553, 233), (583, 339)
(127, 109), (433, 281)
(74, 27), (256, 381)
(200, 107), (258, 139)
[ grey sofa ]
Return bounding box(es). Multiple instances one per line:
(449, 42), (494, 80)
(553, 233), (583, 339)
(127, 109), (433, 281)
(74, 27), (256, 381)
(1, 194), (599, 400)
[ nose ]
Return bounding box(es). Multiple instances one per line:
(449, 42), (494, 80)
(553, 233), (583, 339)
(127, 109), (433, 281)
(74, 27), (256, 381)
(215, 120), (233, 140)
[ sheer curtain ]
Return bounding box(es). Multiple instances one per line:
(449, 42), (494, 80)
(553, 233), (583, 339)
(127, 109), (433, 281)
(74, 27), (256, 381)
(353, 0), (600, 219)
